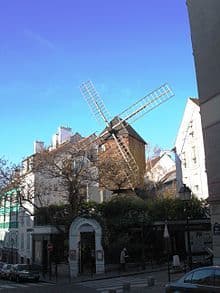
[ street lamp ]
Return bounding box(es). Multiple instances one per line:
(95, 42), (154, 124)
(164, 221), (171, 282)
(10, 237), (14, 264)
(179, 184), (192, 270)
(179, 184), (191, 201)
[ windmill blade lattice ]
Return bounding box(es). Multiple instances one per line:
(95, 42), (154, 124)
(118, 83), (174, 125)
(111, 132), (139, 188)
(79, 80), (175, 191)
(80, 80), (111, 126)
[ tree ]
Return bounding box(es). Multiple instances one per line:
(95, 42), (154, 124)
(0, 157), (20, 192)
(98, 157), (137, 193)
(32, 143), (98, 229)
(147, 196), (209, 221)
(0, 138), (99, 234)
(101, 195), (151, 263)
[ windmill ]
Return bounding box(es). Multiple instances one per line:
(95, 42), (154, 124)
(80, 80), (174, 191)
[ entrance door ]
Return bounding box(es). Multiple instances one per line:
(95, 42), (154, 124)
(79, 232), (95, 275)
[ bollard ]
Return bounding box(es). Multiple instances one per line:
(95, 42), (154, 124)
(123, 282), (131, 292)
(147, 276), (155, 287)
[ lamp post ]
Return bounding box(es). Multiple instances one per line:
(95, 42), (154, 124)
(164, 221), (171, 282)
(179, 184), (192, 270)
(10, 237), (14, 264)
(140, 216), (147, 270)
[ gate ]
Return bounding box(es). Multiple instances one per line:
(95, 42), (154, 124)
(69, 217), (104, 278)
(79, 231), (95, 274)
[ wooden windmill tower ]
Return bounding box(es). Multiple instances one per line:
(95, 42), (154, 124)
(80, 81), (174, 193)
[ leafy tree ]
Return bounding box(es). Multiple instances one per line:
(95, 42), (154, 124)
(0, 139), (98, 234)
(147, 196), (209, 221)
(101, 195), (151, 263)
(98, 156), (137, 193)
(0, 157), (20, 194)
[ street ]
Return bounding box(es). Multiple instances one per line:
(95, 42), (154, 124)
(75, 270), (183, 292)
(0, 279), (96, 292)
(0, 269), (184, 292)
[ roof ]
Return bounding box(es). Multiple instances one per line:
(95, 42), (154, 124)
(190, 98), (199, 106)
(26, 133), (96, 162)
(146, 151), (175, 172)
(100, 116), (146, 144)
(160, 170), (176, 184)
(146, 156), (160, 172)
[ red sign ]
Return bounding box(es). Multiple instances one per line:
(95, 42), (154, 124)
(47, 243), (53, 252)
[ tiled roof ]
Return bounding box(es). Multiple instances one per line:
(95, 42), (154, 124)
(100, 116), (146, 144)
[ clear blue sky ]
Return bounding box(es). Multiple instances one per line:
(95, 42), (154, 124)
(0, 0), (198, 164)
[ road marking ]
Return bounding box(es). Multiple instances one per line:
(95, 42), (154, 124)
(0, 281), (56, 290)
(0, 285), (16, 289)
(78, 276), (150, 293)
(25, 282), (51, 286)
(12, 284), (29, 288)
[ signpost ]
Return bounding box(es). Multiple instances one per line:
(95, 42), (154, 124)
(47, 243), (53, 280)
(164, 222), (171, 282)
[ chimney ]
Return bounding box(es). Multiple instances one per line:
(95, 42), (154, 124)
(58, 126), (72, 144)
(34, 141), (44, 153)
(52, 133), (59, 149)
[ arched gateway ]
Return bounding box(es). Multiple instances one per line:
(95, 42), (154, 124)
(69, 217), (105, 278)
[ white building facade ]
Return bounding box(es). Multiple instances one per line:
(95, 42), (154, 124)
(0, 126), (101, 265)
(145, 151), (176, 183)
(175, 98), (209, 199)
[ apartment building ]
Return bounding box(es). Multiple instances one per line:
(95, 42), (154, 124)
(175, 98), (209, 199)
(145, 150), (176, 198)
(187, 0), (220, 263)
(0, 189), (19, 263)
(0, 126), (100, 265)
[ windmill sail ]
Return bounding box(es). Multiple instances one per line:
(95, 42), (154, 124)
(118, 83), (174, 124)
(80, 80), (111, 126)
(79, 80), (174, 190)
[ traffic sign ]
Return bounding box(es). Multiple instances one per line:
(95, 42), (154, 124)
(47, 243), (53, 252)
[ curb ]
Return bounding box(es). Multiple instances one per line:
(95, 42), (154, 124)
(73, 266), (168, 283)
(41, 265), (170, 284)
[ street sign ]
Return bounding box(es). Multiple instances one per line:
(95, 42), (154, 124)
(163, 223), (170, 238)
(47, 243), (53, 252)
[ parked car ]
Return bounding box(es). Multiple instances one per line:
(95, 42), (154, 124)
(10, 264), (40, 282)
(165, 266), (220, 292)
(0, 262), (5, 276)
(0, 263), (12, 279)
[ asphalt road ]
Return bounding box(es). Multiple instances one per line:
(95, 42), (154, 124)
(0, 269), (184, 292)
(0, 280), (96, 292)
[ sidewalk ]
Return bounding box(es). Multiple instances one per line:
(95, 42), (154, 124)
(40, 262), (184, 286)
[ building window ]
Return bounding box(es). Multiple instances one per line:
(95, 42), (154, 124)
(20, 211), (24, 225)
(26, 214), (31, 227)
(182, 152), (187, 168)
(15, 233), (18, 249)
(27, 232), (30, 250)
(192, 146), (197, 164)
(20, 233), (24, 250)
(189, 131), (194, 137)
